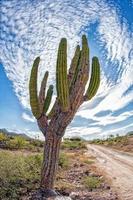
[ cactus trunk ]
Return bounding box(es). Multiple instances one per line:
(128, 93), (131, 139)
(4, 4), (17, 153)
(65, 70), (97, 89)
(40, 131), (61, 191)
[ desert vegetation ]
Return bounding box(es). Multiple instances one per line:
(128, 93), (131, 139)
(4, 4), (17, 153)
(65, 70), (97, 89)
(0, 135), (118, 200)
(90, 133), (133, 153)
(0, 132), (43, 151)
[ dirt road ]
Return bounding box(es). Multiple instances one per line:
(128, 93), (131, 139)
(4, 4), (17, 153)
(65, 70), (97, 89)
(87, 144), (133, 200)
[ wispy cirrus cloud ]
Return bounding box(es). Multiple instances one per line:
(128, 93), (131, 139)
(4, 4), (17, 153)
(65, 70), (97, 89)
(22, 113), (35, 123)
(0, 0), (133, 139)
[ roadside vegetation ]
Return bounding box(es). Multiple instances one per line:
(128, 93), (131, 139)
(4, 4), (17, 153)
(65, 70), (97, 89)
(61, 137), (86, 150)
(0, 132), (43, 151)
(83, 176), (102, 189)
(90, 133), (133, 153)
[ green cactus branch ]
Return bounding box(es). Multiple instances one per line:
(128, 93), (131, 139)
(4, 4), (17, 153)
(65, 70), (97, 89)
(39, 71), (49, 112)
(68, 45), (80, 90)
(85, 56), (100, 100)
(78, 35), (89, 84)
(29, 57), (41, 119)
(29, 59), (53, 119)
(43, 85), (53, 114)
(56, 38), (70, 111)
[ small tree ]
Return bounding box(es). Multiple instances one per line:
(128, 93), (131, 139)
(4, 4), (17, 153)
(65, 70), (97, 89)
(29, 35), (100, 196)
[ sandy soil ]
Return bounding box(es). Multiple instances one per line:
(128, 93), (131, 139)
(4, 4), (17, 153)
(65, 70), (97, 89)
(87, 144), (133, 200)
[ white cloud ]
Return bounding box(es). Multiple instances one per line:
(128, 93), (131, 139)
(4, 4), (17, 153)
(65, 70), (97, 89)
(1, 0), (133, 139)
(66, 126), (102, 138)
(22, 113), (35, 123)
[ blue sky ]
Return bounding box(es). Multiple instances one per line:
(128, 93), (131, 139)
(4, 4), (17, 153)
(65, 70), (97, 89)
(0, 0), (133, 140)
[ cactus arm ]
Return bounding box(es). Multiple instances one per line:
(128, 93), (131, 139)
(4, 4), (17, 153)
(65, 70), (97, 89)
(47, 100), (57, 119)
(29, 57), (41, 119)
(69, 35), (89, 93)
(68, 45), (80, 90)
(72, 35), (89, 91)
(84, 56), (100, 101)
(43, 85), (53, 114)
(56, 38), (70, 111)
(79, 35), (89, 84)
(39, 71), (49, 112)
(70, 35), (89, 109)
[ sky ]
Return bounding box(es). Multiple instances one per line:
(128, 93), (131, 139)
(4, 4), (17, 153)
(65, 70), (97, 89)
(0, 0), (133, 140)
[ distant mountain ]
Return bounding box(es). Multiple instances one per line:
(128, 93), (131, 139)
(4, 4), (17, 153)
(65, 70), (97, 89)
(0, 128), (31, 140)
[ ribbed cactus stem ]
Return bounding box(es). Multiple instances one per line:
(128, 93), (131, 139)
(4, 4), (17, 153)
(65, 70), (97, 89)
(85, 56), (100, 100)
(56, 38), (70, 111)
(72, 35), (89, 89)
(43, 85), (53, 114)
(79, 35), (89, 84)
(39, 71), (49, 112)
(68, 45), (80, 90)
(47, 100), (57, 119)
(29, 57), (41, 119)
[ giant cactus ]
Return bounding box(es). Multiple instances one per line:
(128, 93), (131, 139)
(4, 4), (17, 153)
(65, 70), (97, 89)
(29, 35), (100, 197)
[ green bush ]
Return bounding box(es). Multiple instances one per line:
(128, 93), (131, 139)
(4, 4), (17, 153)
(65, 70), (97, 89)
(59, 152), (69, 169)
(91, 134), (129, 146)
(83, 176), (101, 189)
(61, 139), (86, 150)
(6, 136), (28, 149)
(0, 150), (71, 199)
(69, 137), (82, 141)
(0, 151), (43, 199)
(0, 133), (8, 142)
(30, 139), (44, 148)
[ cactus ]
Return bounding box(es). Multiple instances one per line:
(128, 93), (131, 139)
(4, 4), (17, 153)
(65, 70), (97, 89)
(29, 35), (100, 195)
(56, 38), (70, 111)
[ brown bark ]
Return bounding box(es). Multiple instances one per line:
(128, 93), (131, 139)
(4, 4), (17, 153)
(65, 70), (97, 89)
(40, 131), (61, 190)
(38, 94), (83, 195)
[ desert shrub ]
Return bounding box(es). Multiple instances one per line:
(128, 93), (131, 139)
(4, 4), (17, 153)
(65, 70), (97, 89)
(0, 151), (42, 181)
(61, 139), (86, 150)
(0, 133), (8, 142)
(69, 136), (83, 141)
(0, 150), (71, 199)
(91, 134), (129, 146)
(30, 139), (44, 148)
(0, 151), (43, 199)
(83, 159), (94, 164)
(6, 136), (28, 149)
(83, 176), (101, 189)
(0, 133), (9, 148)
(90, 139), (104, 144)
(59, 152), (70, 169)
